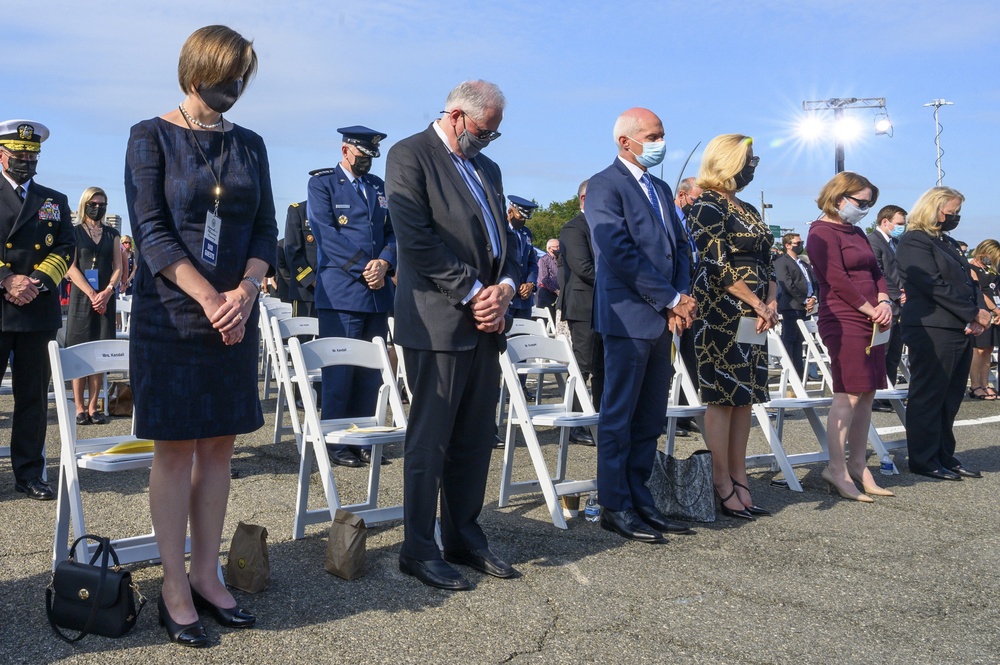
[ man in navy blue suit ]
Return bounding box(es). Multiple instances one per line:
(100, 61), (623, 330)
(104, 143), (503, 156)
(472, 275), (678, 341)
(587, 108), (697, 542)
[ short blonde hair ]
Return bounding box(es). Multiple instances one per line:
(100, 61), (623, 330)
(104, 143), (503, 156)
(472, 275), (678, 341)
(696, 134), (752, 192)
(973, 239), (1000, 267)
(77, 186), (108, 225)
(815, 171), (880, 219)
(908, 186), (964, 236)
(177, 25), (258, 94)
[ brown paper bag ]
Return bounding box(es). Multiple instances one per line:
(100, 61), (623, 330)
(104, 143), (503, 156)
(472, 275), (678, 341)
(225, 522), (270, 593)
(325, 509), (366, 580)
(108, 381), (133, 417)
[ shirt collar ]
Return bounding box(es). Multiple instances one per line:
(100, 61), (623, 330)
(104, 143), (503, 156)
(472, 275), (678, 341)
(1, 170), (29, 195)
(433, 119), (457, 156)
(617, 155), (646, 182)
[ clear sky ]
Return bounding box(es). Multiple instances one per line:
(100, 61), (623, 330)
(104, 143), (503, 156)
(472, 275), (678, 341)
(8, 0), (1000, 245)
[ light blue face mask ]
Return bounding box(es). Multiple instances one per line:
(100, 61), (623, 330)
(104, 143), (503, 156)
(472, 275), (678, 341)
(890, 224), (905, 238)
(628, 137), (666, 168)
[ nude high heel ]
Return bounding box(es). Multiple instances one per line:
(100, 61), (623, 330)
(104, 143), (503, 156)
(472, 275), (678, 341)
(820, 467), (874, 503)
(848, 468), (895, 497)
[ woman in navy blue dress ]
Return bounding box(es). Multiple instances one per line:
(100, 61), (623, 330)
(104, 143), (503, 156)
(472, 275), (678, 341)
(124, 25), (276, 648)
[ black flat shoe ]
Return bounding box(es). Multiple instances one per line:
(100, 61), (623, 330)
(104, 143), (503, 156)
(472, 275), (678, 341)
(635, 504), (694, 533)
(443, 547), (519, 578)
(715, 487), (755, 520)
(76, 412), (91, 426)
(399, 555), (471, 590)
(89, 412), (109, 425)
(158, 596), (208, 648)
(948, 464), (982, 479)
(731, 478), (771, 516)
(914, 468), (962, 481)
(190, 586), (256, 628)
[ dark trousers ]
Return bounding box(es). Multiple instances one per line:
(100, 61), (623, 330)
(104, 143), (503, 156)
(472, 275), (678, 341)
(779, 309), (807, 378)
(677, 325), (697, 405)
(318, 309), (388, 450)
(400, 335), (500, 559)
(902, 325), (971, 473)
(567, 319), (603, 410)
(885, 315), (904, 385)
(598, 328), (673, 511)
(292, 300), (316, 318)
(0, 329), (56, 482)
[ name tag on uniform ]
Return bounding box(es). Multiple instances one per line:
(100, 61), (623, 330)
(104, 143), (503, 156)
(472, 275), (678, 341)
(202, 209), (221, 266)
(85, 269), (99, 290)
(335, 204), (351, 209)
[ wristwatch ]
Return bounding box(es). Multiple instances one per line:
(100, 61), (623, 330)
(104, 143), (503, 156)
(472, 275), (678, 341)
(242, 276), (262, 293)
(878, 299), (892, 306)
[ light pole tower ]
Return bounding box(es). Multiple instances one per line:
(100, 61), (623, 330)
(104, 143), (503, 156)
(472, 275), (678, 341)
(802, 97), (889, 173)
(923, 99), (953, 186)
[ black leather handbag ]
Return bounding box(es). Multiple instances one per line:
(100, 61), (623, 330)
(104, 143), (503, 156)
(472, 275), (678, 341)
(46, 535), (146, 642)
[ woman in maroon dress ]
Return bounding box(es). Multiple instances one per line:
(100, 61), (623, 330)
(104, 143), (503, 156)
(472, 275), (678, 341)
(806, 172), (894, 502)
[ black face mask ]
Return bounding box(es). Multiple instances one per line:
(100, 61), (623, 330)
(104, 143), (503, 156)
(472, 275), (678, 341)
(789, 243), (803, 254)
(351, 154), (372, 177)
(733, 162), (756, 191)
(197, 79), (242, 114)
(681, 203), (694, 216)
(4, 156), (37, 184)
(940, 213), (961, 232)
(85, 203), (107, 221)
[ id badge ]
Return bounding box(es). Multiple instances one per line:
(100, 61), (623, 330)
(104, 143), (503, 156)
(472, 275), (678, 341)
(84, 269), (99, 290)
(202, 209), (221, 266)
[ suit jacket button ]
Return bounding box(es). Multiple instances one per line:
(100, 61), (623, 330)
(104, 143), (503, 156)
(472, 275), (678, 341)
(4, 243), (10, 249)
(34, 244), (41, 250)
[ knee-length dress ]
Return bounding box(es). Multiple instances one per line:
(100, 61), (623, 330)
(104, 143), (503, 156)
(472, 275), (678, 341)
(806, 219), (887, 393)
(971, 263), (1000, 349)
(64, 225), (119, 347)
(124, 118), (278, 440)
(690, 191), (773, 406)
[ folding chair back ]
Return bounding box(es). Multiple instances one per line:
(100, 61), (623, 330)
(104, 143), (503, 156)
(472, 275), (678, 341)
(531, 306), (557, 336)
(271, 316), (319, 449)
(796, 318), (832, 395)
(288, 335), (406, 538)
(507, 317), (549, 337)
(116, 297), (132, 340)
(259, 299), (293, 399)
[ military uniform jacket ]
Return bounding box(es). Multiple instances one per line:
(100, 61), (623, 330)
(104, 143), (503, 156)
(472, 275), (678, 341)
(307, 164), (396, 313)
(283, 200), (318, 303)
(0, 178), (74, 331)
(510, 224), (538, 312)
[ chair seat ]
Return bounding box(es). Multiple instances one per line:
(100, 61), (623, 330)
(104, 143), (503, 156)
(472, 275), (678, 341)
(530, 413), (599, 428)
(665, 405), (706, 418)
(875, 388), (907, 400)
(765, 396), (834, 408)
(323, 429), (407, 446)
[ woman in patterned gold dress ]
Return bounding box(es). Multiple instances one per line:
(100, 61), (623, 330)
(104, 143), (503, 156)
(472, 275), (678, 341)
(690, 134), (779, 520)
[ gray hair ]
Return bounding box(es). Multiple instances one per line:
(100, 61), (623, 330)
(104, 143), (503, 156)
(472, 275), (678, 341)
(444, 80), (506, 122)
(577, 179), (588, 199)
(612, 110), (644, 148)
(677, 177), (697, 193)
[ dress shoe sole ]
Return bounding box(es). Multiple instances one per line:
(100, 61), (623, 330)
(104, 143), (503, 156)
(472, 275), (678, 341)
(599, 520), (667, 544)
(915, 470), (962, 481)
(14, 485), (55, 501)
(442, 552), (518, 579)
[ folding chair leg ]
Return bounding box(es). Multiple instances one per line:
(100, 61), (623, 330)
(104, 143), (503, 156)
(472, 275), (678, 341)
(553, 428), (570, 483)
(751, 404), (804, 492)
(498, 415), (518, 508)
(519, 429), (568, 529)
(867, 423), (899, 474)
(273, 383), (288, 444)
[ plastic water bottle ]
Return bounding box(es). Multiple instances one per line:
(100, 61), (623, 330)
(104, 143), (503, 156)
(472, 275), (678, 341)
(584, 491), (601, 522)
(879, 456), (894, 476)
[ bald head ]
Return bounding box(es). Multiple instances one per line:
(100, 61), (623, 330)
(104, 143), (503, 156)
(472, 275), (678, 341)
(613, 107), (665, 169)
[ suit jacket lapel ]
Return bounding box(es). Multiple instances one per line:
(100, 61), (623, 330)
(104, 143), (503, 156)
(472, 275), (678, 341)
(0, 179), (21, 227)
(472, 158), (506, 260)
(427, 130), (483, 225)
(11, 182), (41, 236)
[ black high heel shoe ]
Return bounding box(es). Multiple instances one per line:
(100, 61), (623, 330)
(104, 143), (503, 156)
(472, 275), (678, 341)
(158, 596), (208, 648)
(190, 585), (257, 628)
(731, 478), (771, 516)
(715, 486), (755, 520)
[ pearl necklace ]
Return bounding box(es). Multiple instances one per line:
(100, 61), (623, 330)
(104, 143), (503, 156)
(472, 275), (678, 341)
(179, 103), (223, 130)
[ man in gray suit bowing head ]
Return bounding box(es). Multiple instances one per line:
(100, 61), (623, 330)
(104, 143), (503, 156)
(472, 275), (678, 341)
(386, 80), (521, 590)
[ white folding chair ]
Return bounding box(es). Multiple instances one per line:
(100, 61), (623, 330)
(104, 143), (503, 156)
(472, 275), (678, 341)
(259, 299), (293, 400)
(388, 316), (412, 400)
(531, 306), (557, 337)
(498, 334), (598, 529)
(663, 333), (707, 456)
(289, 336), (406, 539)
(498, 318), (567, 420)
(795, 318), (832, 396)
(48, 339), (191, 570)
(271, 316), (320, 450)
(115, 296), (132, 340)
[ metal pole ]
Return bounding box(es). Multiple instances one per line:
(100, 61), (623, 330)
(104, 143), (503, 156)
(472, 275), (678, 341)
(834, 107), (845, 173)
(933, 105), (942, 185)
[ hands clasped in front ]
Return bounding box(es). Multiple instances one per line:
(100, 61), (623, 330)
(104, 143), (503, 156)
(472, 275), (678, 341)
(362, 259), (389, 290)
(471, 283), (514, 333)
(968, 308), (992, 337)
(869, 301), (893, 330)
(206, 284), (255, 346)
(2, 275), (41, 306)
(667, 293), (698, 334)
(90, 287), (113, 315)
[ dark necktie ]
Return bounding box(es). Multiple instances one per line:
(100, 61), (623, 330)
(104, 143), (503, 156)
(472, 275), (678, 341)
(16, 185), (25, 202)
(353, 177), (365, 200)
(640, 173), (670, 242)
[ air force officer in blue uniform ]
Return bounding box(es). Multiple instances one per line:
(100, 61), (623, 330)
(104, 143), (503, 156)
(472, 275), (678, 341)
(505, 195), (539, 320)
(307, 126), (396, 468)
(587, 108), (697, 542)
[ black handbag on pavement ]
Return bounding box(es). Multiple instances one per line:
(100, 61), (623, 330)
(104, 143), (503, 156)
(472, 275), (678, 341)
(46, 535), (146, 642)
(646, 449), (717, 523)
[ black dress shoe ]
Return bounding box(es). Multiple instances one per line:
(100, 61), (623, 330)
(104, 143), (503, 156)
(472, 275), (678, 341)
(327, 447), (364, 467)
(948, 464), (982, 479)
(569, 426), (595, 446)
(355, 448), (389, 465)
(871, 400), (894, 413)
(14, 477), (54, 501)
(523, 389), (536, 402)
(158, 596), (208, 648)
(599, 509), (667, 543)
(76, 412), (91, 426)
(494, 433), (505, 449)
(677, 418), (700, 434)
(635, 505), (694, 533)
(399, 555), (471, 590)
(443, 548), (518, 578)
(90, 412), (109, 425)
(190, 586), (256, 628)
(914, 468), (963, 481)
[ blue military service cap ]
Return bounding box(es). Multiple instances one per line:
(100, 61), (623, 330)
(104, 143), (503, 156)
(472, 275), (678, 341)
(337, 125), (387, 158)
(507, 195), (539, 219)
(0, 119), (49, 152)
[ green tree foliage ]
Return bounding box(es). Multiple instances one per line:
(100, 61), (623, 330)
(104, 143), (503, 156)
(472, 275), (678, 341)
(525, 196), (581, 249)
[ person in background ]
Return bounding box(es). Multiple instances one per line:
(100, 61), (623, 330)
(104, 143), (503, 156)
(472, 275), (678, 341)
(505, 195), (539, 322)
(773, 232), (817, 380)
(273, 237), (291, 302)
(536, 237), (560, 321)
(120, 234), (137, 295)
(672, 176), (704, 435)
(65, 186), (121, 425)
(807, 172), (893, 501)
(690, 134), (777, 520)
(283, 200), (318, 317)
(867, 205), (907, 403)
(966, 239), (1000, 400)
(124, 25), (275, 646)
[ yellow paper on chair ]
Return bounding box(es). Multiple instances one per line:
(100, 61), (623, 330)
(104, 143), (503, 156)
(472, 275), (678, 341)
(84, 440), (155, 457)
(345, 424), (402, 433)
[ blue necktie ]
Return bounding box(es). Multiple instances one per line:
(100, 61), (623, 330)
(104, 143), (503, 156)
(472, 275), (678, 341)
(640, 173), (669, 240)
(353, 177), (365, 200)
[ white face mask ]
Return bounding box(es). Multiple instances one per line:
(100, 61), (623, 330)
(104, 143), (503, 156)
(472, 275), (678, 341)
(839, 200), (869, 225)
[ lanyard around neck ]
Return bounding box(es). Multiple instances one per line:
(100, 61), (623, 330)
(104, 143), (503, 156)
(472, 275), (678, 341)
(181, 114), (227, 213)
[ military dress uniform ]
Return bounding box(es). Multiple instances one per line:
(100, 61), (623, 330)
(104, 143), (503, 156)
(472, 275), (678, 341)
(307, 126), (396, 466)
(283, 200), (318, 317)
(506, 195), (539, 320)
(0, 120), (75, 499)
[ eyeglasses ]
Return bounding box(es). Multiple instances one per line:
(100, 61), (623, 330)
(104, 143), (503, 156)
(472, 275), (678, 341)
(462, 112), (501, 142)
(845, 194), (874, 210)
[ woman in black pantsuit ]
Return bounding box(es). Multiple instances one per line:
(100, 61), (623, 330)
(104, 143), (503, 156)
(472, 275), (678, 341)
(896, 187), (990, 481)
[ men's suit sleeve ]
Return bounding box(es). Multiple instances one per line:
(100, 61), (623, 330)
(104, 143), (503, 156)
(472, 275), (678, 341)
(284, 204), (314, 291)
(379, 210), (397, 270)
(307, 175), (374, 282)
(30, 191), (75, 290)
(664, 191), (691, 295)
(561, 218), (596, 287)
(489, 161), (520, 289)
(587, 175), (680, 310)
(385, 140), (482, 306)
(525, 242), (538, 285)
(897, 233), (977, 324)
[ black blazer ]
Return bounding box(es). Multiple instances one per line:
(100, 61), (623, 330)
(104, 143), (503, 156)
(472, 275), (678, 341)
(386, 123), (519, 351)
(558, 212), (595, 323)
(867, 230), (903, 314)
(0, 178), (75, 332)
(283, 200), (317, 303)
(774, 252), (817, 312)
(897, 230), (979, 330)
